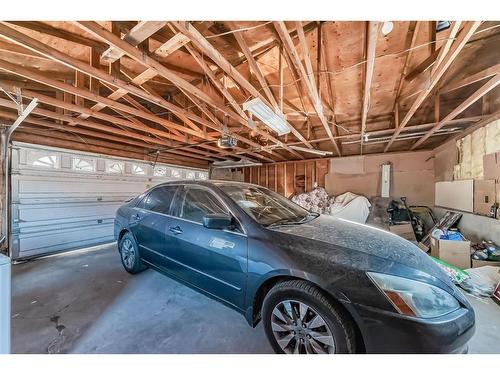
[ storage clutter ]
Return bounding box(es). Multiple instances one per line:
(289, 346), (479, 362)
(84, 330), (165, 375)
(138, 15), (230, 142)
(291, 185), (371, 224)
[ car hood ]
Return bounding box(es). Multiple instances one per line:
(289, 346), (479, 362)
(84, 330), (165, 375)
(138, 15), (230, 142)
(269, 214), (455, 288)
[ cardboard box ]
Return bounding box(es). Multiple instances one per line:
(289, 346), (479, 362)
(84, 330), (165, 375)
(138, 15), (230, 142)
(430, 235), (471, 269)
(472, 259), (500, 268)
(494, 281), (500, 302)
(473, 180), (497, 216)
(483, 152), (500, 181)
(483, 152), (500, 206)
(389, 223), (416, 241)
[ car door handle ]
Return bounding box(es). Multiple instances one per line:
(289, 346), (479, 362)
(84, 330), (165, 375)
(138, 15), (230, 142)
(132, 213), (141, 221)
(169, 226), (183, 235)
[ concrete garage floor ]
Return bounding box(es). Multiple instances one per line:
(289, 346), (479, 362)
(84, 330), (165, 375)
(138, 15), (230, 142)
(11, 244), (500, 354)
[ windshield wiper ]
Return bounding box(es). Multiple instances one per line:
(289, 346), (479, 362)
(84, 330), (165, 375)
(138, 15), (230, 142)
(266, 212), (320, 227)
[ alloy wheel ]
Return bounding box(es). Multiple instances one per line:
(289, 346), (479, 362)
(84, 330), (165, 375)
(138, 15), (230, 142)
(271, 299), (335, 354)
(121, 238), (136, 269)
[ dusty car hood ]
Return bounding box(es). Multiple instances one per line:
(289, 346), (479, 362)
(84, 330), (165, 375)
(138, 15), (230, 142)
(269, 214), (454, 287)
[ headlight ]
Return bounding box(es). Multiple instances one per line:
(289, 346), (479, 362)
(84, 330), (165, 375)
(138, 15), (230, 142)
(367, 272), (460, 318)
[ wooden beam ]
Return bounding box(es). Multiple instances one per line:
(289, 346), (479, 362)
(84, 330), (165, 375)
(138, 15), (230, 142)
(360, 21), (380, 153)
(73, 21), (243, 125)
(431, 22), (462, 75)
(392, 21), (420, 112)
(410, 74), (500, 149)
(0, 95), (222, 162)
(0, 108), (214, 162)
(183, 43), (297, 160)
(8, 21), (106, 51)
(275, 21), (341, 156)
(101, 21), (167, 62)
(0, 22), (270, 161)
(230, 23), (278, 109)
(0, 22), (222, 134)
(172, 21), (312, 149)
(0, 60), (212, 140)
(12, 130), (207, 169)
(441, 63), (500, 94)
(284, 115), (484, 144)
(384, 21), (482, 152)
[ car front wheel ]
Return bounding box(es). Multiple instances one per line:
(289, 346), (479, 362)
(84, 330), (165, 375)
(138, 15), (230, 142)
(262, 279), (356, 354)
(119, 232), (147, 274)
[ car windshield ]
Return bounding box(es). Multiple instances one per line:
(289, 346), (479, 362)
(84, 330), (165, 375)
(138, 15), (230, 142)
(218, 183), (318, 226)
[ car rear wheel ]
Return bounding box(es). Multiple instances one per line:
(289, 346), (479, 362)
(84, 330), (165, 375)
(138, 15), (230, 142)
(119, 232), (147, 274)
(262, 279), (356, 354)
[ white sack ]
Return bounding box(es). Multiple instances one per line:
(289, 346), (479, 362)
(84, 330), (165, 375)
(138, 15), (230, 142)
(328, 192), (371, 224)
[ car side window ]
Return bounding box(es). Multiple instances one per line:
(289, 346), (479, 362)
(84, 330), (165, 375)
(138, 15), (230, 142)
(137, 185), (178, 214)
(178, 187), (227, 224)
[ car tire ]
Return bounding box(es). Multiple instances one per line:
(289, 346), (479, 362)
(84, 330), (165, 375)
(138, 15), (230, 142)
(262, 279), (356, 354)
(118, 232), (147, 274)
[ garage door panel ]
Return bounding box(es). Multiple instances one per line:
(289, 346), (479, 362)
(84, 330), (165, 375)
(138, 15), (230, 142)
(15, 223), (115, 258)
(10, 143), (208, 260)
(17, 203), (119, 224)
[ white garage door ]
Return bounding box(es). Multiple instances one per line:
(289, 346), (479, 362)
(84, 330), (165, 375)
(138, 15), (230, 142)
(10, 142), (208, 260)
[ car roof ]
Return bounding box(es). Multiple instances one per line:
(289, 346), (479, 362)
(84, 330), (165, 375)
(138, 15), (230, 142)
(153, 179), (262, 189)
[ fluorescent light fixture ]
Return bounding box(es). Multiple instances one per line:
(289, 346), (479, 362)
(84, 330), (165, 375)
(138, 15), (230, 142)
(212, 158), (262, 169)
(243, 98), (290, 136)
(381, 21), (394, 36)
(289, 145), (332, 156)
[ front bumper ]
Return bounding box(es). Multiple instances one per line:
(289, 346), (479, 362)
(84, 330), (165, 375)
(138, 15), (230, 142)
(351, 303), (475, 354)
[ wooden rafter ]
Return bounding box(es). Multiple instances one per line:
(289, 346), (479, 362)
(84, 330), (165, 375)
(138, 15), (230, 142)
(360, 21), (380, 153)
(0, 22), (282, 162)
(182, 42), (299, 160)
(171, 21), (313, 150)
(229, 23), (278, 108)
(441, 63), (500, 94)
(275, 21), (341, 156)
(384, 21), (482, 152)
(410, 74), (500, 149)
(73, 21), (243, 124)
(101, 21), (167, 62)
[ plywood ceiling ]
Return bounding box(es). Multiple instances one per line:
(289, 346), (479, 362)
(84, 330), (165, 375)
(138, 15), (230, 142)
(0, 20), (498, 169)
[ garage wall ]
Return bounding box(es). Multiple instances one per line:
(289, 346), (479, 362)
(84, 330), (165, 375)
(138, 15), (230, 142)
(325, 150), (435, 206)
(10, 142), (208, 260)
(214, 151), (435, 206)
(215, 159), (329, 198)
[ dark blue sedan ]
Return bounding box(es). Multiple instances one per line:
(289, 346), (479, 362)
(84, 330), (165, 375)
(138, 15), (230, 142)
(114, 180), (475, 354)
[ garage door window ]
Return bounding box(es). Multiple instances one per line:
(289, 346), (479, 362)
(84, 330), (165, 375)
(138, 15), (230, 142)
(177, 187), (227, 224)
(170, 168), (182, 179)
(132, 163), (147, 175)
(154, 166), (167, 177)
(106, 161), (124, 174)
(28, 151), (59, 169)
(138, 185), (178, 214)
(72, 157), (96, 172)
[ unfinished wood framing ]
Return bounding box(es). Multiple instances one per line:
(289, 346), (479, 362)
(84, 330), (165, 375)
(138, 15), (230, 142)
(0, 20), (497, 168)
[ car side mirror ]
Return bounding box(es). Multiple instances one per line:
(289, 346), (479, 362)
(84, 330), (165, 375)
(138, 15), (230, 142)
(203, 213), (233, 230)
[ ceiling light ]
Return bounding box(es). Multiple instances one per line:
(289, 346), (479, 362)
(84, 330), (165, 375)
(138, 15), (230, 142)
(289, 145), (333, 156)
(243, 98), (291, 136)
(212, 158), (262, 169)
(381, 21), (394, 36)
